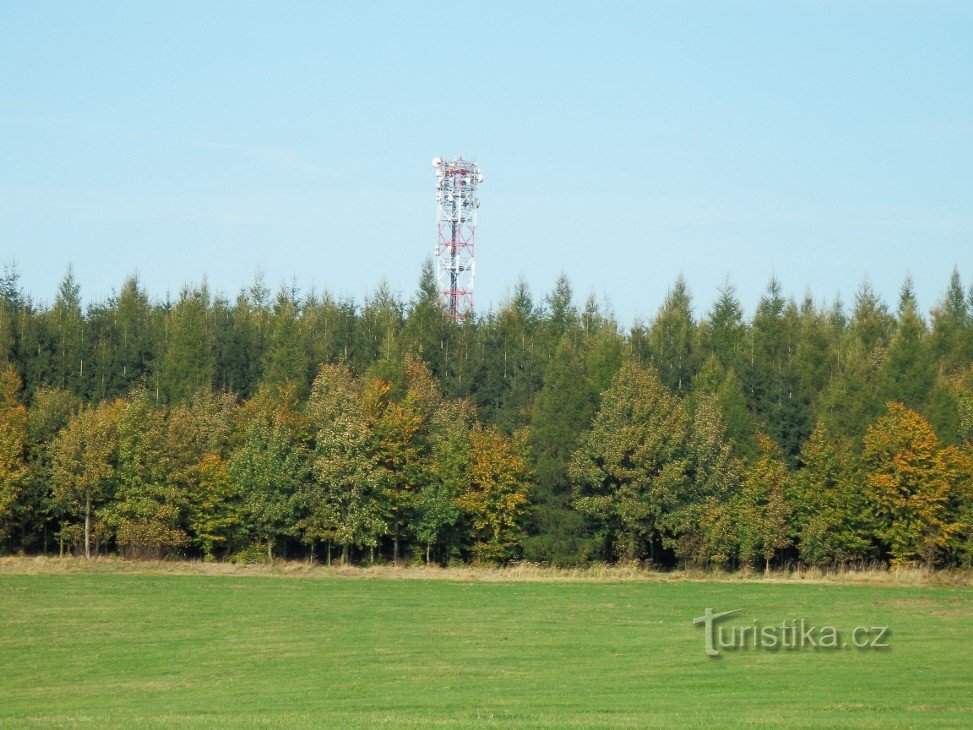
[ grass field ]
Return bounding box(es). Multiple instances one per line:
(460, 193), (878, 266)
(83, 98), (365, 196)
(0, 564), (970, 727)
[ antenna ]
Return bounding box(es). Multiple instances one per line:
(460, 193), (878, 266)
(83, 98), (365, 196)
(432, 156), (482, 320)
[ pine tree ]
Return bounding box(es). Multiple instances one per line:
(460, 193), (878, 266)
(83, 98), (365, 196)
(47, 267), (88, 397)
(930, 268), (972, 374)
(701, 281), (746, 375)
(879, 294), (935, 409)
(158, 284), (215, 403)
(402, 259), (453, 381)
(850, 279), (894, 353)
(746, 278), (806, 456)
(262, 287), (310, 395)
(525, 336), (598, 565)
(647, 275), (698, 395)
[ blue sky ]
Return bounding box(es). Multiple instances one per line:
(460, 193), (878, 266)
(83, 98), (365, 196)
(1, 1), (970, 322)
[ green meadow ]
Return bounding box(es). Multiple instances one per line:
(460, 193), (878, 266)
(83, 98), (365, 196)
(0, 571), (970, 727)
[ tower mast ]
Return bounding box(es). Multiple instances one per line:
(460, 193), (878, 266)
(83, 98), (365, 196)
(432, 156), (482, 320)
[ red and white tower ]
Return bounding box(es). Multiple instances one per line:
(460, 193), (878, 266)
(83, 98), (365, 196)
(432, 156), (482, 320)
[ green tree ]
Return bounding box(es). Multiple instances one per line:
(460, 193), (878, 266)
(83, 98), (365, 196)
(647, 275), (698, 395)
(879, 294), (935, 409)
(187, 454), (241, 560)
(737, 434), (792, 572)
(262, 287), (310, 395)
(303, 365), (388, 563)
(701, 281), (747, 375)
(51, 400), (121, 558)
(103, 391), (189, 558)
(525, 336), (598, 565)
(792, 422), (872, 566)
(745, 278), (806, 456)
(402, 259), (453, 381)
(416, 399), (473, 563)
(570, 361), (689, 561)
(930, 268), (972, 374)
(230, 419), (306, 560)
(0, 365), (28, 546)
(47, 267), (88, 396)
(669, 393), (743, 567)
(158, 283), (215, 403)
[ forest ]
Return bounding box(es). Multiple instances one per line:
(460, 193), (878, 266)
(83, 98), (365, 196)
(0, 260), (970, 569)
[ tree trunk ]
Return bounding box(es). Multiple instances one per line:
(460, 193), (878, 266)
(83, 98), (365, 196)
(267, 538), (273, 561)
(426, 543), (431, 565)
(84, 494), (91, 560)
(369, 546), (374, 564)
(341, 542), (349, 565)
(393, 534), (400, 563)
(326, 542), (332, 567)
(764, 556), (771, 575)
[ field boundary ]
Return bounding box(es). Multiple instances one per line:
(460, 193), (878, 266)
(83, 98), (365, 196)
(1, 556), (970, 586)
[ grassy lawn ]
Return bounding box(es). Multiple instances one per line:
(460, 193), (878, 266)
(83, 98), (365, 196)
(0, 570), (970, 727)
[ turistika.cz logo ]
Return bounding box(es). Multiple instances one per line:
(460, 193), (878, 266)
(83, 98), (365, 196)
(692, 608), (890, 657)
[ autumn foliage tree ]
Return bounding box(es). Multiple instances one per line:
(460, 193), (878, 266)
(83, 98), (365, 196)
(50, 401), (121, 559)
(862, 403), (961, 566)
(457, 425), (530, 563)
(0, 365), (28, 544)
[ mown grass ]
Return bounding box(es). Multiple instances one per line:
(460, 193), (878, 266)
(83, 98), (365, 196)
(0, 562), (970, 727)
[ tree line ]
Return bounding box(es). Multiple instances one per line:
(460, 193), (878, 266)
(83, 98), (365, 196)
(0, 261), (970, 568)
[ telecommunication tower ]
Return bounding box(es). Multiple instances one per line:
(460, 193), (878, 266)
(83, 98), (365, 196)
(432, 156), (482, 320)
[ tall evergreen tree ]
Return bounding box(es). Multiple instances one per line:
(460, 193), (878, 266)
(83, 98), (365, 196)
(930, 268), (972, 374)
(158, 283), (216, 403)
(647, 275), (698, 395)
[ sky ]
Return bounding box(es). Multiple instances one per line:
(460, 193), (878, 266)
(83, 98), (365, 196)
(1, 1), (971, 323)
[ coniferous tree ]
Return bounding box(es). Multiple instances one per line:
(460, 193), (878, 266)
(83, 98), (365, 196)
(930, 268), (972, 375)
(746, 278), (805, 456)
(701, 281), (747, 376)
(262, 287), (310, 395)
(525, 336), (597, 565)
(879, 292), (935, 409)
(402, 259), (453, 381)
(47, 267), (88, 397)
(647, 275), (697, 396)
(158, 284), (215, 403)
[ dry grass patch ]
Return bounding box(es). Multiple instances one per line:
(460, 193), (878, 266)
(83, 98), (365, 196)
(1, 555), (969, 586)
